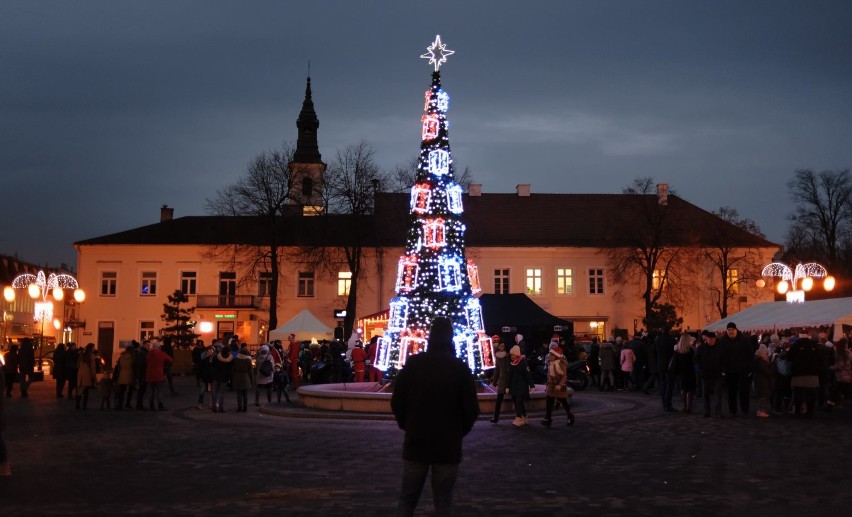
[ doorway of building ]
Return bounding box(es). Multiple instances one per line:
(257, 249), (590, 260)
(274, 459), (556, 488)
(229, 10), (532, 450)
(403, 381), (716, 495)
(97, 321), (115, 369)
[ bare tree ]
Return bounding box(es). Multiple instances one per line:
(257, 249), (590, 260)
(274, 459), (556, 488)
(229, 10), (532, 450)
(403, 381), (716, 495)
(295, 141), (389, 336)
(205, 143), (296, 330)
(786, 169), (852, 268)
(607, 177), (691, 330)
(705, 206), (766, 319)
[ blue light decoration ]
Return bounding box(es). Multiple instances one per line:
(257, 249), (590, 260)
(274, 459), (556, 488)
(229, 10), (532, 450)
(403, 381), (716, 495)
(428, 149), (450, 176)
(374, 335), (392, 371)
(388, 298), (409, 332)
(438, 256), (463, 292)
(382, 35), (489, 377)
(446, 183), (463, 214)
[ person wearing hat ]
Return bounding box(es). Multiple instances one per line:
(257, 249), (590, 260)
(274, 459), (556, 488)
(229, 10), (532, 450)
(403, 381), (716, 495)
(506, 344), (535, 427)
(488, 336), (509, 423)
(351, 340), (367, 382)
(541, 343), (574, 427)
(720, 322), (753, 417)
(391, 316), (479, 516)
(695, 331), (724, 418)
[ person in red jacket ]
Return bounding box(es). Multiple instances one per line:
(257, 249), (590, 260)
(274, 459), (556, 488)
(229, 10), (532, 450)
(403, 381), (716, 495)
(287, 334), (300, 389)
(351, 341), (367, 382)
(367, 335), (383, 383)
(145, 341), (174, 411)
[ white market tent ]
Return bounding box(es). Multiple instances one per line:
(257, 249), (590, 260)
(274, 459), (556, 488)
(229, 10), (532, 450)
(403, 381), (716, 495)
(705, 297), (852, 340)
(268, 309), (333, 342)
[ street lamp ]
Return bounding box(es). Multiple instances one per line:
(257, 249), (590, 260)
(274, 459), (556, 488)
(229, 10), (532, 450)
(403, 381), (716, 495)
(757, 262), (835, 303)
(2, 286), (14, 347)
(11, 270), (83, 371)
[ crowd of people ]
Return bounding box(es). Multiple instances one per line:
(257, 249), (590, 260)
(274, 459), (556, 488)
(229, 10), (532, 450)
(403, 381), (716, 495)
(575, 324), (851, 418)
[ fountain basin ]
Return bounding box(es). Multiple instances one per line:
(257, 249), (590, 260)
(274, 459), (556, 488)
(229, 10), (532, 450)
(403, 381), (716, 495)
(297, 382), (549, 413)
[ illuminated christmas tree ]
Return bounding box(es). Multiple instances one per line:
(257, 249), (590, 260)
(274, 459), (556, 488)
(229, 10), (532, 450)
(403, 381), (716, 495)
(374, 36), (494, 377)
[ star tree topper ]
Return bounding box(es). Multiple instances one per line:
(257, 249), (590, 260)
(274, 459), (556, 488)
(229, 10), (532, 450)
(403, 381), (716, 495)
(421, 35), (455, 71)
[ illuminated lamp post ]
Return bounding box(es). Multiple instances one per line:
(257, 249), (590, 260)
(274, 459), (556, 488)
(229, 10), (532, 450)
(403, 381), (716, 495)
(757, 262), (835, 304)
(11, 270), (84, 372)
(3, 286), (15, 346)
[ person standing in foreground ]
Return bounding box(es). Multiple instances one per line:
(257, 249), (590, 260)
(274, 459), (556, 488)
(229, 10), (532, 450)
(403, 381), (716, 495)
(391, 317), (479, 516)
(0, 366), (10, 476)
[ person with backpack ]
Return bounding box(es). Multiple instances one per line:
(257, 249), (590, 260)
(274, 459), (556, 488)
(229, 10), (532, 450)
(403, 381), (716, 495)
(254, 344), (275, 406)
(196, 345), (216, 410)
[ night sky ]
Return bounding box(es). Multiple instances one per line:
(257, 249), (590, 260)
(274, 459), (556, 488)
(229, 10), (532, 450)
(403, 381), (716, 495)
(3, 1), (851, 268)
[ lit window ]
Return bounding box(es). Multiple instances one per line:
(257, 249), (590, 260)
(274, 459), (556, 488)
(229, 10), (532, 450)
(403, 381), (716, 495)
(526, 268), (542, 296)
(100, 271), (117, 297)
(338, 271), (352, 296)
(494, 269), (510, 294)
(140, 321), (155, 341)
(141, 272), (157, 296)
(180, 271), (197, 295)
(556, 268), (573, 295)
(258, 272), (273, 297)
(588, 268), (604, 295)
(298, 272), (315, 298)
(652, 269), (664, 291)
(727, 269), (739, 294)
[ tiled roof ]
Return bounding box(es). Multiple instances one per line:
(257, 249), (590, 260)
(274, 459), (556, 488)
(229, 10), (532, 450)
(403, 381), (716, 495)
(75, 193), (777, 249)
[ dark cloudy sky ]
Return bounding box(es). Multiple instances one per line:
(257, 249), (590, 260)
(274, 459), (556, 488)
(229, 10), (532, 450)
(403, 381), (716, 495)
(3, 1), (851, 268)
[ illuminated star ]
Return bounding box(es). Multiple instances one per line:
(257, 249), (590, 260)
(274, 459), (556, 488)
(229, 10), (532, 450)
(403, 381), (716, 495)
(420, 35), (455, 71)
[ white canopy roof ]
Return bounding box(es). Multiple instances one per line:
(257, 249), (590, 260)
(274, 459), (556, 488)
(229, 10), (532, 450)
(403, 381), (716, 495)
(268, 309), (333, 342)
(705, 297), (852, 340)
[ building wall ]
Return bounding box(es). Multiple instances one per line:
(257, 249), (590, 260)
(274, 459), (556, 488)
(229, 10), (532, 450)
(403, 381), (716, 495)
(76, 242), (778, 361)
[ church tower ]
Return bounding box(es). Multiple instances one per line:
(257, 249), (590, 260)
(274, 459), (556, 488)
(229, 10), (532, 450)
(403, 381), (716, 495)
(290, 76), (326, 215)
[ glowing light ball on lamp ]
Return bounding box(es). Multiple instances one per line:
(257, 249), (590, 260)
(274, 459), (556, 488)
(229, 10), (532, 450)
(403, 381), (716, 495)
(53, 318), (61, 330)
(73, 289), (85, 303)
(824, 276), (836, 291)
(28, 283), (40, 299)
(199, 321), (213, 334)
(776, 281), (789, 295)
(3, 286), (14, 302)
(52, 287), (64, 301)
(755, 279), (766, 289)
(801, 277), (814, 291)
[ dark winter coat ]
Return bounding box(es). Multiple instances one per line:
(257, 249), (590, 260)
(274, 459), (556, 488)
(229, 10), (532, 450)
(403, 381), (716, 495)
(0, 368), (6, 433)
(672, 348), (696, 392)
(506, 356), (534, 397)
(788, 338), (821, 377)
(490, 351), (509, 391)
(231, 352), (253, 390)
(599, 342), (617, 371)
(655, 333), (676, 374)
(720, 331), (753, 374)
(753, 358), (773, 398)
(694, 342), (724, 379)
(19, 341), (35, 373)
(212, 352), (233, 383)
(2, 348), (19, 377)
(132, 347), (148, 381)
(391, 340), (479, 465)
(198, 348), (216, 384)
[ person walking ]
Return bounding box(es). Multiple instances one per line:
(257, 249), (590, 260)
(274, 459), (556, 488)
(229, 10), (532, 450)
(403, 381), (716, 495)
(695, 331), (724, 418)
(541, 343), (574, 427)
(753, 344), (773, 417)
(196, 345), (216, 410)
(17, 339), (35, 398)
(160, 337), (178, 396)
(2, 345), (19, 398)
(75, 343), (98, 410)
(63, 342), (80, 401)
(620, 344), (636, 392)
(212, 345), (233, 413)
(133, 341), (149, 410)
(145, 341), (173, 411)
(672, 333), (696, 413)
(788, 336), (821, 417)
(720, 322), (753, 417)
(254, 344), (275, 406)
(350, 341), (367, 382)
(391, 317), (479, 516)
(0, 366), (10, 476)
(598, 339), (617, 392)
(232, 346), (253, 412)
(287, 333), (301, 389)
(113, 344), (135, 409)
(506, 344), (535, 427)
(655, 329), (677, 412)
(53, 343), (67, 398)
(489, 338), (509, 423)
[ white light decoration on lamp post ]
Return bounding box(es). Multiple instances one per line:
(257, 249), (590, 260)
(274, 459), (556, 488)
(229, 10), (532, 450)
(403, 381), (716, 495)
(760, 262), (830, 303)
(11, 270), (81, 371)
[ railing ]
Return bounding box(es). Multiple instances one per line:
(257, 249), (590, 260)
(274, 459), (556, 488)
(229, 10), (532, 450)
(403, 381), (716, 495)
(195, 295), (260, 309)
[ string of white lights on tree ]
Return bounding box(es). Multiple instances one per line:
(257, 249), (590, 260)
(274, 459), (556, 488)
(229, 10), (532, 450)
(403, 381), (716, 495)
(374, 35), (492, 376)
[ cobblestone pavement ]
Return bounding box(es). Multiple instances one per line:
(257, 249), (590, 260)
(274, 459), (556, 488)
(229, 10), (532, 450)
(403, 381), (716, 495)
(1, 377), (850, 516)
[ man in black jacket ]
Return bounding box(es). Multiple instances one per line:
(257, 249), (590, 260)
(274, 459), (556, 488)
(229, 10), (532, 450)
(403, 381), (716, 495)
(720, 322), (753, 417)
(695, 331), (725, 417)
(655, 329), (677, 412)
(391, 317), (480, 516)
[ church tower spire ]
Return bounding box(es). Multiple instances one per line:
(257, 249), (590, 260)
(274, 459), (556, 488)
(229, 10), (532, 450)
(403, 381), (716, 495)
(290, 76), (326, 214)
(293, 77), (323, 164)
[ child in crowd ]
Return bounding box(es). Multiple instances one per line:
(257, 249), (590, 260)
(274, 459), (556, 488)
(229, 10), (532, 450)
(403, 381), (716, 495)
(753, 344), (773, 417)
(98, 369), (114, 410)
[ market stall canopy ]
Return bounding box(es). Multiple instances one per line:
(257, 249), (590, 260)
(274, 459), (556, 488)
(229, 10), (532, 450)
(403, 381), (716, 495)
(704, 297), (852, 340)
(478, 294), (573, 337)
(269, 310), (333, 342)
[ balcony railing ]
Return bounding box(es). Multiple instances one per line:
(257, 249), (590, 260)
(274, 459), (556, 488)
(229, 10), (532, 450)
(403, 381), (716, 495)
(196, 295), (261, 309)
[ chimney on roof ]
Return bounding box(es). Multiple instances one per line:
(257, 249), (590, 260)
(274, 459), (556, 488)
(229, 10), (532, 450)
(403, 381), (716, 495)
(469, 184), (482, 196)
(656, 183), (668, 206)
(160, 205), (174, 222)
(516, 184), (531, 197)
